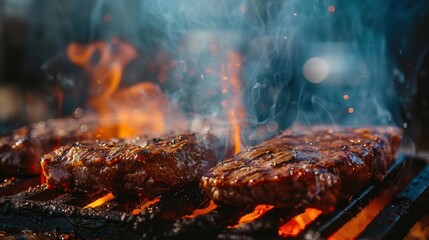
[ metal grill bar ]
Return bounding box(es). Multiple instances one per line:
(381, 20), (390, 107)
(219, 208), (298, 240)
(358, 164), (429, 240)
(0, 183), (210, 239)
(169, 205), (251, 239)
(298, 155), (410, 239)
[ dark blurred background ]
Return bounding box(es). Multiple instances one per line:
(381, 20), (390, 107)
(0, 0), (428, 150)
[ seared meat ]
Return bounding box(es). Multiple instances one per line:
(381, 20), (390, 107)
(200, 125), (401, 212)
(41, 132), (220, 199)
(0, 117), (97, 175)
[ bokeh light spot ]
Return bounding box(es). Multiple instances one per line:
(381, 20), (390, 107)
(303, 58), (329, 83)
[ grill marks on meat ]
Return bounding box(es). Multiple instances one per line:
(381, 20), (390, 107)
(0, 117), (96, 175)
(200, 126), (401, 212)
(41, 133), (220, 199)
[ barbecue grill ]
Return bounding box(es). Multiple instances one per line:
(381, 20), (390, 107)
(1, 1), (429, 239)
(1, 155), (428, 239)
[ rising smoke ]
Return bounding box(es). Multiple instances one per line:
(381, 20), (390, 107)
(129, 1), (405, 141)
(35, 0), (410, 144)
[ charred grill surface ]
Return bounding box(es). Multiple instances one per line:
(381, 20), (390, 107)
(0, 181), (252, 239)
(41, 132), (220, 199)
(201, 125), (402, 212)
(0, 183), (209, 239)
(170, 205), (253, 238)
(0, 117), (97, 176)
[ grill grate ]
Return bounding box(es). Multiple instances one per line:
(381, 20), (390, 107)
(297, 154), (414, 240)
(0, 155), (428, 239)
(358, 164), (429, 239)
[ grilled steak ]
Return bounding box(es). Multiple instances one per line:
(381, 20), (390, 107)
(200, 125), (401, 212)
(0, 117), (98, 175)
(41, 132), (220, 199)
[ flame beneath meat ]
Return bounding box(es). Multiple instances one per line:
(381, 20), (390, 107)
(108, 82), (186, 138)
(229, 205), (274, 228)
(84, 193), (115, 209)
(67, 40), (186, 138)
(183, 200), (217, 219)
(221, 51), (246, 154)
(328, 196), (389, 239)
(278, 208), (322, 237)
(131, 198), (160, 215)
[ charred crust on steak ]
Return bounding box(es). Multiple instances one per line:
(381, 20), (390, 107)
(0, 117), (98, 176)
(41, 132), (222, 200)
(200, 125), (402, 213)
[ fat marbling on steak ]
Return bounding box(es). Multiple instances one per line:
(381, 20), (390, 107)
(200, 125), (401, 212)
(41, 132), (220, 198)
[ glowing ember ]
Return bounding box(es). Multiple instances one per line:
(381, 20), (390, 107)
(348, 107), (355, 113)
(229, 205), (274, 228)
(328, 5), (336, 13)
(84, 193), (115, 209)
(131, 198), (160, 215)
(406, 216), (429, 239)
(183, 200), (217, 219)
(221, 51), (246, 154)
(278, 208), (322, 237)
(343, 94), (349, 100)
(328, 197), (389, 239)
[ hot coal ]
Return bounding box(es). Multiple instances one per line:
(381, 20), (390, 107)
(41, 132), (221, 199)
(200, 125), (401, 212)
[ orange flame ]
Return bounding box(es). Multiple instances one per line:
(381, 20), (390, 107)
(84, 193), (115, 209)
(278, 208), (322, 238)
(221, 51), (246, 154)
(109, 82), (170, 137)
(183, 200), (217, 219)
(67, 41), (137, 100)
(229, 205), (274, 228)
(67, 40), (137, 137)
(131, 198), (160, 215)
(67, 40), (186, 138)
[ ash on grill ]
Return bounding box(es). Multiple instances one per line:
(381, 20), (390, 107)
(1, 155), (428, 239)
